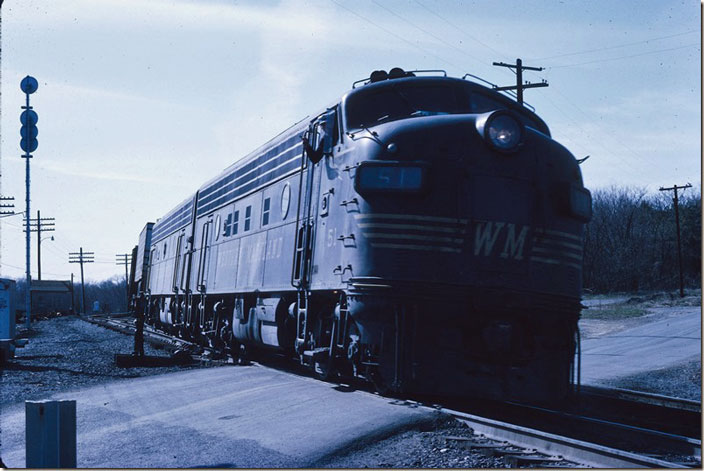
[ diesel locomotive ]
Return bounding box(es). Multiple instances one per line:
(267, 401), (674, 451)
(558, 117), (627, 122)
(129, 68), (592, 402)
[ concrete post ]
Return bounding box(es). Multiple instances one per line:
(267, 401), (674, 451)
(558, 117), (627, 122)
(25, 400), (77, 468)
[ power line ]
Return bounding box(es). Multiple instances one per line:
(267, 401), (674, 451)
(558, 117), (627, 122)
(412, 0), (507, 59)
(370, 0), (488, 69)
(549, 43), (699, 69)
(531, 29), (698, 61)
(543, 85), (672, 182)
(329, 0), (466, 71)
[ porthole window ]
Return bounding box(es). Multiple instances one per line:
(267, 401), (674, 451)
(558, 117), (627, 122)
(262, 197), (271, 226)
(281, 183), (291, 219)
(244, 205), (252, 232)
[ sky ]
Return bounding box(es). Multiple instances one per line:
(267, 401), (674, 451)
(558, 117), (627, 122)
(0, 0), (700, 282)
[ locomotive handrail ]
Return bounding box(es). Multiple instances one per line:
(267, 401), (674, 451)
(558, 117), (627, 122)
(352, 69), (447, 88)
(462, 73), (536, 112)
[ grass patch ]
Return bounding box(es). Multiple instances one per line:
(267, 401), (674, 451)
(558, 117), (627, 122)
(581, 304), (647, 320)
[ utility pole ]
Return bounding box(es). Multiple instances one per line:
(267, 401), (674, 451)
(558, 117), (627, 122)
(23, 210), (55, 280)
(116, 253), (132, 311)
(68, 248), (94, 314)
(70, 273), (75, 313)
(492, 58), (548, 105)
(0, 196), (13, 277)
(659, 183), (692, 297)
(0, 196), (13, 215)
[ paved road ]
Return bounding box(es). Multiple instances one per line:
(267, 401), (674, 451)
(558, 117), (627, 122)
(580, 307), (701, 384)
(0, 365), (438, 468)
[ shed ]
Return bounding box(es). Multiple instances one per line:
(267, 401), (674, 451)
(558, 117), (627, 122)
(30, 280), (74, 315)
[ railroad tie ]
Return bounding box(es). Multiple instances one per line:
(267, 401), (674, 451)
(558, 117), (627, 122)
(506, 455), (568, 467)
(444, 436), (508, 451)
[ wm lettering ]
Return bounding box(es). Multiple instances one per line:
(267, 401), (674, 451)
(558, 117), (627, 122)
(474, 221), (529, 260)
(474, 222), (504, 256)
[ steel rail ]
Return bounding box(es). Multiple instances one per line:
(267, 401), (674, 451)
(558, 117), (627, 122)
(503, 400), (701, 456)
(442, 408), (692, 468)
(580, 384), (701, 412)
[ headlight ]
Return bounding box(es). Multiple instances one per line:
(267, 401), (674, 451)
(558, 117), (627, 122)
(355, 161), (428, 193)
(475, 111), (524, 152)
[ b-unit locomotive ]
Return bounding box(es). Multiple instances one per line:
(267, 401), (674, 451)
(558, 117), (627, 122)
(129, 68), (592, 402)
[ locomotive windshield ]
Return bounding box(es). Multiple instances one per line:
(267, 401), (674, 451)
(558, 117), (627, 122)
(344, 80), (546, 132)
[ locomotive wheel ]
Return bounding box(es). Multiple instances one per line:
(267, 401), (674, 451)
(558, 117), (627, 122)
(313, 354), (336, 382)
(229, 337), (242, 364)
(370, 370), (390, 395)
(236, 343), (250, 365)
(313, 316), (339, 382)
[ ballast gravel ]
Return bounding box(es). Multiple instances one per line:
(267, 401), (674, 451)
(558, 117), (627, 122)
(0, 315), (213, 407)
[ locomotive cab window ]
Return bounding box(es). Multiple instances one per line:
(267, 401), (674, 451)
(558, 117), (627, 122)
(346, 83), (461, 130)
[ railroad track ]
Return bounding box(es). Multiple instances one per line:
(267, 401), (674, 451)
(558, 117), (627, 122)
(80, 313), (228, 364)
(439, 407), (698, 468)
(84, 313), (701, 468)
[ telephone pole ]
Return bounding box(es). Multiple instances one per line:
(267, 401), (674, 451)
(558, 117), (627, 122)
(659, 183), (692, 297)
(69, 248), (94, 314)
(0, 196), (13, 277)
(116, 253), (132, 310)
(23, 210), (55, 280)
(0, 196), (13, 216)
(492, 58), (548, 105)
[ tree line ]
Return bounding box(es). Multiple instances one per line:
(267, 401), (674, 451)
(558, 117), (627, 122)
(583, 186), (701, 293)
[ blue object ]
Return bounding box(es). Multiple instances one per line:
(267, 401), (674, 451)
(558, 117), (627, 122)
(20, 75), (38, 94)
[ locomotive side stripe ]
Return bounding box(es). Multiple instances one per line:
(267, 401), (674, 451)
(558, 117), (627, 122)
(370, 242), (462, 253)
(532, 239), (582, 252)
(538, 228), (582, 242)
(355, 213), (468, 224)
(363, 232), (465, 244)
(358, 223), (462, 234)
(153, 201), (191, 234)
(200, 153), (299, 208)
(199, 137), (301, 199)
(531, 246), (583, 261)
(530, 256), (582, 271)
(199, 141), (302, 201)
(197, 154), (302, 215)
(198, 146), (301, 208)
(152, 201), (194, 242)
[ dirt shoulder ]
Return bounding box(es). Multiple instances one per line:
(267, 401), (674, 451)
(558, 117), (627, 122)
(579, 290), (701, 400)
(579, 290), (701, 340)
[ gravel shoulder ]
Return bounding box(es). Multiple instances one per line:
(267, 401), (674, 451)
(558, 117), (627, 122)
(1, 315), (215, 408)
(579, 290), (701, 400)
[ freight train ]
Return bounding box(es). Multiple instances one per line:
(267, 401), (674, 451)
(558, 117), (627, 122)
(128, 68), (591, 402)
